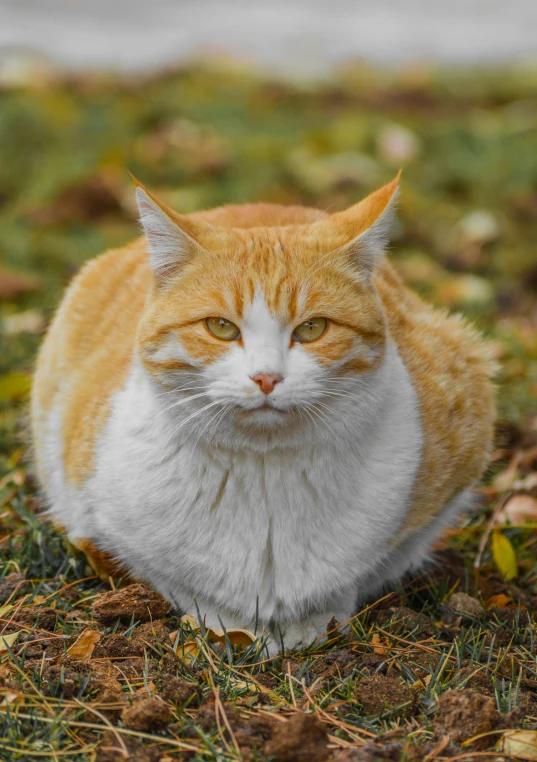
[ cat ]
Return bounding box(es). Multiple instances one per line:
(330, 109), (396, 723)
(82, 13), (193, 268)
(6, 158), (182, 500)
(31, 174), (495, 653)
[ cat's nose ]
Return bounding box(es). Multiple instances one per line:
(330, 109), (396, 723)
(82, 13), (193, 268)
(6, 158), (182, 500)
(251, 373), (283, 395)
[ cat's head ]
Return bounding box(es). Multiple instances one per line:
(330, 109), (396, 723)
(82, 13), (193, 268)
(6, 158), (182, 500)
(136, 176), (399, 443)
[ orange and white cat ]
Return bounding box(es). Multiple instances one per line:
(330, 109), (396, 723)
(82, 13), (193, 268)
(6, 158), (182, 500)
(31, 175), (495, 652)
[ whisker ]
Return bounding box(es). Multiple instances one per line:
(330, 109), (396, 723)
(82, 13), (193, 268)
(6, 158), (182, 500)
(155, 392), (210, 417)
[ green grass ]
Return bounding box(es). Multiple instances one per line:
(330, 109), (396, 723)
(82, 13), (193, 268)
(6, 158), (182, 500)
(0, 60), (536, 760)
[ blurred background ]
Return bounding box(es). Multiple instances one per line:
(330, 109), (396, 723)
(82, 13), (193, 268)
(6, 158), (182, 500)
(0, 0), (536, 466)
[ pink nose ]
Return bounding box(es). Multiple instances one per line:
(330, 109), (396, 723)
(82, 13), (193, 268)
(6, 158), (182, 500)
(251, 373), (283, 395)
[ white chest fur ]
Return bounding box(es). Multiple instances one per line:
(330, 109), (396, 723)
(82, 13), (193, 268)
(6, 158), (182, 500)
(64, 341), (423, 625)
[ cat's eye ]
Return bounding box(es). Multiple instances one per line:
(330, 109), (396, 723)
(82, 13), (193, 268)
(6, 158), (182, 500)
(206, 317), (241, 341)
(293, 317), (327, 343)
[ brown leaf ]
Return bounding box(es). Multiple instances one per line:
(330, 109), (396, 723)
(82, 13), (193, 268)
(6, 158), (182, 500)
(485, 593), (513, 610)
(0, 266), (41, 299)
(500, 494), (537, 524)
(501, 731), (537, 760)
(63, 628), (101, 661)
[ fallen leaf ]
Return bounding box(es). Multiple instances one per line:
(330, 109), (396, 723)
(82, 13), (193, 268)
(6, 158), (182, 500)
(492, 530), (518, 581)
(0, 373), (32, 402)
(58, 628), (101, 662)
(501, 730), (537, 760)
(0, 266), (41, 299)
(180, 614), (201, 632)
(371, 633), (388, 656)
(499, 494), (537, 524)
(485, 593), (512, 610)
(0, 632), (20, 654)
(207, 627), (257, 648)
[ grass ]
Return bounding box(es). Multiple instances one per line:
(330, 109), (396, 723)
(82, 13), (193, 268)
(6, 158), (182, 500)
(0, 59), (536, 760)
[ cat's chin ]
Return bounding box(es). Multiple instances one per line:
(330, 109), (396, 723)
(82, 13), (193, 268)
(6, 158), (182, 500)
(236, 404), (291, 427)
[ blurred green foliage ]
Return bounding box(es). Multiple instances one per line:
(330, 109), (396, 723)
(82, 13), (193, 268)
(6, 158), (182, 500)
(0, 61), (536, 434)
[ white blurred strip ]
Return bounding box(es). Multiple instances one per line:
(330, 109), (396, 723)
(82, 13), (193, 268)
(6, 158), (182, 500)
(0, 0), (536, 74)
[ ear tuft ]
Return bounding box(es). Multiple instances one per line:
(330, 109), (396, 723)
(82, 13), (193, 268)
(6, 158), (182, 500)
(331, 172), (400, 276)
(136, 187), (196, 283)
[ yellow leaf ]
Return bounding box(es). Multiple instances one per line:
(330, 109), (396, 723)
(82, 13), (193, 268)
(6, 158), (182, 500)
(180, 614), (201, 632)
(0, 605), (13, 619)
(492, 530), (518, 581)
(0, 632), (20, 654)
(0, 373), (31, 402)
(64, 628), (101, 661)
(501, 731), (537, 760)
(485, 593), (512, 610)
(207, 627), (257, 648)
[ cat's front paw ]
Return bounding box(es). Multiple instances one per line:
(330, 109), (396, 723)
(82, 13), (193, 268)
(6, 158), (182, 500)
(270, 615), (342, 655)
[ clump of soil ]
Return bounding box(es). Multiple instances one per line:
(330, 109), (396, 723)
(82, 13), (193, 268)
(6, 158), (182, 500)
(332, 741), (404, 762)
(95, 730), (160, 762)
(354, 675), (418, 718)
(264, 713), (329, 762)
(91, 583), (169, 624)
(132, 619), (170, 646)
(374, 606), (435, 637)
(441, 592), (484, 623)
(435, 689), (523, 749)
(41, 655), (121, 699)
(318, 648), (359, 678)
(11, 605), (58, 631)
(0, 572), (28, 603)
(121, 695), (173, 731)
(156, 674), (200, 706)
(92, 633), (145, 659)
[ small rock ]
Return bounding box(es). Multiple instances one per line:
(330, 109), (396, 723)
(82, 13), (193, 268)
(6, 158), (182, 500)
(91, 583), (169, 625)
(444, 592), (484, 621)
(121, 696), (172, 731)
(264, 712), (330, 762)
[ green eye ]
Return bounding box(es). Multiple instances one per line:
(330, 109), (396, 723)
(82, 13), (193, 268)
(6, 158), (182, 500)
(206, 317), (241, 341)
(293, 317), (327, 343)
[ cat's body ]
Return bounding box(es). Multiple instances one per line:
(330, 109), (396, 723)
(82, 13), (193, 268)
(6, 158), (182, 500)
(31, 178), (495, 650)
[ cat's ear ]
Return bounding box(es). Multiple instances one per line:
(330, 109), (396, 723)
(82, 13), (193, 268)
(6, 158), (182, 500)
(134, 181), (211, 284)
(330, 172), (401, 276)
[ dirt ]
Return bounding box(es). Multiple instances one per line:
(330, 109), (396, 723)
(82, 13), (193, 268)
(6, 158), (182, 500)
(442, 592), (484, 622)
(354, 675), (418, 718)
(11, 605), (59, 631)
(132, 619), (171, 647)
(121, 694), (173, 731)
(91, 583), (170, 625)
(434, 689), (524, 749)
(264, 713), (330, 762)
(331, 742), (404, 762)
(0, 572), (27, 603)
(156, 674), (201, 706)
(92, 633), (145, 659)
(95, 730), (161, 762)
(374, 606), (435, 638)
